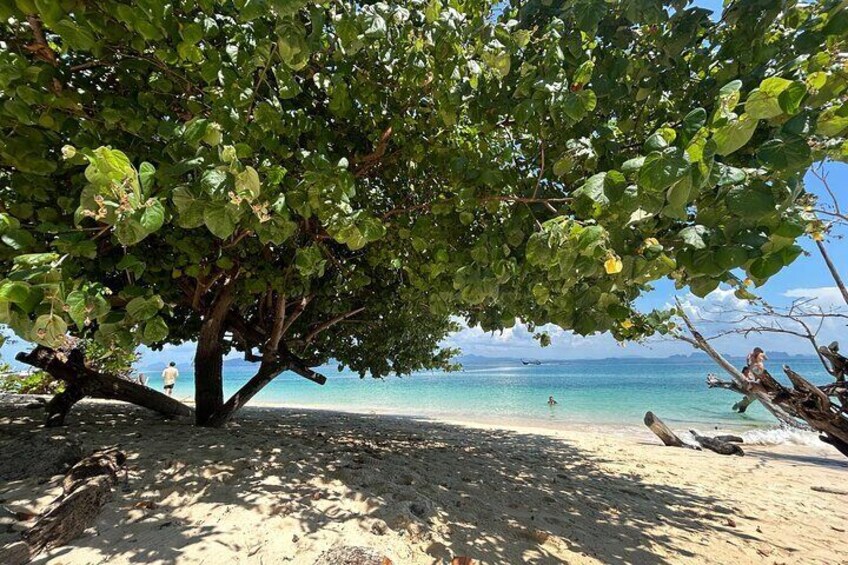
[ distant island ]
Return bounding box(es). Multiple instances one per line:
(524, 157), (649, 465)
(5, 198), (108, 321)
(136, 350), (820, 374)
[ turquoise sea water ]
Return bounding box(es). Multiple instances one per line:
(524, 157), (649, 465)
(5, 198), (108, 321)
(140, 357), (830, 431)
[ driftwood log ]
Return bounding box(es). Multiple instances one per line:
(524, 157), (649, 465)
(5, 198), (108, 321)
(0, 449), (125, 564)
(644, 412), (697, 449)
(689, 431), (744, 456)
(772, 366), (848, 458)
(818, 342), (846, 383)
(16, 345), (191, 426)
(644, 412), (745, 456)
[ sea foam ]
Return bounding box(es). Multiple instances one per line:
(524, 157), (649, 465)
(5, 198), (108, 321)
(740, 427), (823, 447)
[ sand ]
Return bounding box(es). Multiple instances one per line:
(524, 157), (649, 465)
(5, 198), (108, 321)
(1, 396), (846, 565)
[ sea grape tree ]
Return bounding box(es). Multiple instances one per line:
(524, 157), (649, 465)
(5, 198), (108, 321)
(0, 0), (846, 426)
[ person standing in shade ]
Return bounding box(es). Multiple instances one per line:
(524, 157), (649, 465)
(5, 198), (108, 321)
(162, 362), (179, 396)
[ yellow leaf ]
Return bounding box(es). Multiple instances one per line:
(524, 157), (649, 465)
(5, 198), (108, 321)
(621, 319), (633, 329)
(604, 255), (623, 274)
(812, 231), (824, 241)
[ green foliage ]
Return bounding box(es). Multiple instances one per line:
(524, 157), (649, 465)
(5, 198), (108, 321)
(0, 369), (64, 395)
(0, 0), (846, 380)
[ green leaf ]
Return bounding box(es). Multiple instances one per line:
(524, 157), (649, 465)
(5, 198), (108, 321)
(126, 296), (160, 321)
(0, 280), (30, 305)
(235, 166), (261, 199)
(183, 118), (209, 146)
(749, 255), (783, 281)
(681, 108), (707, 143)
(757, 136), (811, 171)
(201, 169), (228, 196)
(139, 162), (156, 194)
(66, 290), (109, 329)
(140, 200), (166, 232)
(816, 104), (848, 137)
(745, 78), (794, 119)
(745, 89), (783, 120)
(114, 219), (149, 246)
(203, 201), (241, 239)
(482, 50), (511, 80)
(53, 19), (96, 50)
(638, 149), (689, 193)
(553, 154), (573, 177)
(713, 113), (758, 156)
(31, 314), (68, 348)
(172, 187), (207, 228)
(532, 283), (549, 305)
(778, 81), (807, 115)
(143, 316), (169, 344)
(727, 184), (775, 219)
(679, 225), (709, 249)
(13, 253), (59, 267)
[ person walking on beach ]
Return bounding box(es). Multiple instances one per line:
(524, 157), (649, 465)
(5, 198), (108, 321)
(548, 395), (558, 406)
(162, 362), (178, 396)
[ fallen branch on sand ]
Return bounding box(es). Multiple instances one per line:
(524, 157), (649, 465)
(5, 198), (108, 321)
(811, 486), (848, 496)
(689, 431), (744, 456)
(0, 448), (126, 564)
(16, 345), (191, 426)
(644, 412), (698, 449)
(644, 412), (744, 456)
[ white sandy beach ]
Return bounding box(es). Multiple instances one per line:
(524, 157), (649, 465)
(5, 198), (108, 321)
(1, 395), (847, 565)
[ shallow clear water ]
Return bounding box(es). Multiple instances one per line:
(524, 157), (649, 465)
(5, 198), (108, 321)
(141, 357), (830, 431)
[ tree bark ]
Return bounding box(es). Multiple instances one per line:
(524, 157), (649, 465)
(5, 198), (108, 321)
(194, 283), (235, 426)
(3, 449), (126, 563)
(732, 395), (756, 413)
(706, 375), (757, 413)
(644, 411), (694, 448)
(15, 347), (191, 423)
(689, 430), (744, 456)
(204, 361), (285, 427)
(775, 366), (848, 457)
(204, 350), (329, 427)
(815, 240), (848, 306)
(44, 383), (85, 427)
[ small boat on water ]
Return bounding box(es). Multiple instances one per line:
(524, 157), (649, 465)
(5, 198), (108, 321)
(521, 359), (542, 366)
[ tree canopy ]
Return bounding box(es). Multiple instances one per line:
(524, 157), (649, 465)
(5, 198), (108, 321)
(1, 0), (846, 425)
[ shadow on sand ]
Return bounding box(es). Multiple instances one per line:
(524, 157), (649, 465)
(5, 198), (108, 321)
(1, 398), (767, 564)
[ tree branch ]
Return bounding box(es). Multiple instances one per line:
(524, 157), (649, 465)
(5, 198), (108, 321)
(301, 306), (365, 348)
(815, 239), (848, 306)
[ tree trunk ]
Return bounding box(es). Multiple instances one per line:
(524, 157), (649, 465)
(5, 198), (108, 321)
(16, 347), (191, 423)
(203, 353), (329, 427)
(204, 361), (285, 427)
(194, 284), (235, 426)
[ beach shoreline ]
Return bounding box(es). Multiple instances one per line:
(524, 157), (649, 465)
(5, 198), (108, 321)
(1, 395), (846, 564)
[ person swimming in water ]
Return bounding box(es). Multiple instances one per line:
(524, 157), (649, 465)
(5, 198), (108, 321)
(547, 395), (558, 406)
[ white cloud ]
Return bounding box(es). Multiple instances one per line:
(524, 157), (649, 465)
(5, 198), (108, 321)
(783, 286), (846, 309)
